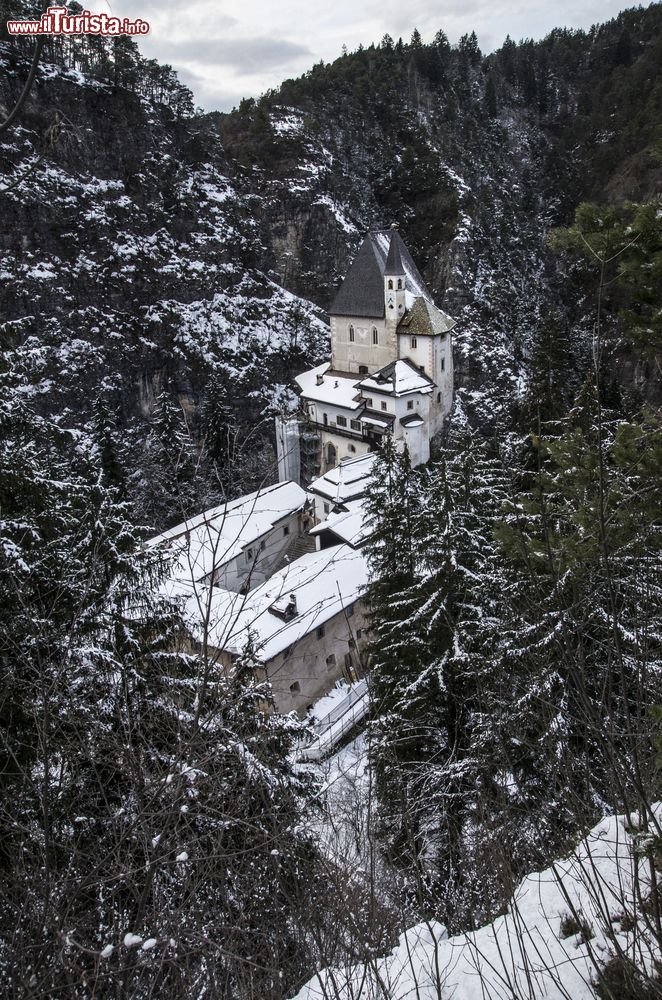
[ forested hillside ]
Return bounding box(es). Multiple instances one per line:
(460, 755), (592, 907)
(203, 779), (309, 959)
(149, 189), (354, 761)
(2, 2), (661, 528)
(1, 1), (661, 996)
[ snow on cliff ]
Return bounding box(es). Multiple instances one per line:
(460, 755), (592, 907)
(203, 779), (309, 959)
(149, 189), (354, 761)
(290, 807), (660, 1000)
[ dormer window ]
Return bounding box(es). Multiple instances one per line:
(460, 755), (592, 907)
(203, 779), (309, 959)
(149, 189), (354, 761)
(388, 279), (393, 290)
(372, 328), (378, 345)
(349, 325), (355, 342)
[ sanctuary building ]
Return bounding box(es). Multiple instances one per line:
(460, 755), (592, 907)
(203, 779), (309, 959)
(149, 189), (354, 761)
(290, 226), (455, 473)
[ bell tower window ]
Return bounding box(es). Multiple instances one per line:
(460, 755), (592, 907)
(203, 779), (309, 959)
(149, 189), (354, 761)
(387, 279), (393, 290)
(397, 278), (403, 289)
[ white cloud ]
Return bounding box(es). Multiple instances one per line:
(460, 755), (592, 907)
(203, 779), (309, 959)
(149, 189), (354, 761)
(99, 0), (654, 110)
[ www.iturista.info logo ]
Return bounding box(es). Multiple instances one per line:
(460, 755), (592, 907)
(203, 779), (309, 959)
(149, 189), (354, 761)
(6, 5), (150, 36)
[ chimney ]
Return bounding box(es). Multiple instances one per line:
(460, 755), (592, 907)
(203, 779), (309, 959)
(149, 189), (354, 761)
(286, 593), (297, 618)
(316, 373), (324, 386)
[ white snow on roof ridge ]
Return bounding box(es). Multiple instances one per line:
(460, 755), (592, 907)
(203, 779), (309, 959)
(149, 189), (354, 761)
(309, 497), (370, 548)
(201, 543), (369, 661)
(148, 480), (307, 583)
(308, 453), (376, 503)
(360, 359), (433, 397)
(295, 363), (363, 409)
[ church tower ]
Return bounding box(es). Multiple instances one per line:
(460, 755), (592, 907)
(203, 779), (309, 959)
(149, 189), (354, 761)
(383, 225), (406, 365)
(289, 225), (455, 476)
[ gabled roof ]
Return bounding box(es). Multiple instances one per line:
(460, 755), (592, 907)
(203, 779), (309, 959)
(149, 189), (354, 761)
(295, 362), (363, 410)
(358, 358), (434, 397)
(329, 230), (431, 318)
(309, 497), (371, 549)
(397, 295), (456, 336)
(147, 480), (307, 584)
(199, 544), (369, 662)
(308, 452), (376, 505)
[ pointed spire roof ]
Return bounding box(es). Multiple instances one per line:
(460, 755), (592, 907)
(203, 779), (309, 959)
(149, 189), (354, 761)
(385, 227), (406, 275)
(397, 296), (456, 335)
(329, 229), (431, 318)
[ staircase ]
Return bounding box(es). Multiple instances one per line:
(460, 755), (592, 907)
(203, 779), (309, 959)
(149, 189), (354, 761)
(270, 532), (317, 575)
(286, 533), (317, 560)
(296, 679), (370, 763)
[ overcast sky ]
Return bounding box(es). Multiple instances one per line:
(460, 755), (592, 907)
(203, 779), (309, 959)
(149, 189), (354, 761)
(89, 0), (651, 111)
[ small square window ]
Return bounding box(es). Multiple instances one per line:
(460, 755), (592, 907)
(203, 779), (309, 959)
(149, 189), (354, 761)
(290, 681), (300, 694)
(381, 402), (387, 412)
(323, 502), (330, 514)
(316, 625), (325, 639)
(407, 400), (414, 410)
(350, 419), (361, 430)
(283, 526), (290, 536)
(358, 365), (369, 375)
(336, 415), (347, 427)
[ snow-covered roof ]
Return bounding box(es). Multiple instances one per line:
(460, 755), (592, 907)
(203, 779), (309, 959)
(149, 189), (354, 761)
(399, 413), (425, 427)
(148, 480), (307, 584)
(397, 295), (456, 336)
(359, 359), (434, 397)
(295, 362), (363, 410)
(329, 229), (432, 318)
(360, 413), (393, 429)
(308, 452), (376, 505)
(199, 544), (369, 661)
(309, 497), (371, 548)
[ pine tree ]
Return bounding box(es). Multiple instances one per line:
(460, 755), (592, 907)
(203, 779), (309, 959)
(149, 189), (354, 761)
(0, 360), (323, 996)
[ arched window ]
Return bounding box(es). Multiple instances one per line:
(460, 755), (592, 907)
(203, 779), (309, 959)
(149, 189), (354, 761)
(326, 443), (337, 467)
(397, 278), (403, 289)
(372, 327), (378, 345)
(348, 324), (355, 342)
(348, 444), (356, 453)
(387, 279), (393, 290)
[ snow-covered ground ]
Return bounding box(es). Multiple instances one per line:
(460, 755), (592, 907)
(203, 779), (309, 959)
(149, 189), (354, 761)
(291, 806), (661, 1000)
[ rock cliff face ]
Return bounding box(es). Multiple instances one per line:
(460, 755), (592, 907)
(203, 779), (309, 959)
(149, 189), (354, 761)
(1, 3), (660, 526)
